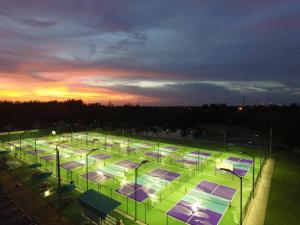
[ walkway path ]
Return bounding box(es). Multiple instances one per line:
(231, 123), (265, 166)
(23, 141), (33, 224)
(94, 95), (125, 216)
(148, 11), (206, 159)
(243, 158), (275, 225)
(0, 170), (75, 225)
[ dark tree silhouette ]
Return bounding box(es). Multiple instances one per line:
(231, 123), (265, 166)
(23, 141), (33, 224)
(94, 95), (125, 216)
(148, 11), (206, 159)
(0, 100), (299, 147)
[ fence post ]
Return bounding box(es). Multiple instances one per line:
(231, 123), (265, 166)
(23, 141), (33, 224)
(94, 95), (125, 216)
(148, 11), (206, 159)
(144, 203), (146, 223)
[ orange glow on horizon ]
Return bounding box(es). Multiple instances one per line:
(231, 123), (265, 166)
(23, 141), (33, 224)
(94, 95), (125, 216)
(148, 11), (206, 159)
(0, 87), (159, 104)
(0, 69), (163, 105)
(0, 85), (159, 105)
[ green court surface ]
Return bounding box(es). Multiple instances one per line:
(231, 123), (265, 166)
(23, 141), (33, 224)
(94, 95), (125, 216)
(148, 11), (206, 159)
(3, 131), (266, 225)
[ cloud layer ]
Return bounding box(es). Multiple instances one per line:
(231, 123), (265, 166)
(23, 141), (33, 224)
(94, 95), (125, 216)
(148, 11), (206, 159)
(0, 0), (299, 105)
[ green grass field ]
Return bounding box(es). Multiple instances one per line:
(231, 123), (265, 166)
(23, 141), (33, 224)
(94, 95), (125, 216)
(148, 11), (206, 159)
(2, 131), (265, 225)
(264, 150), (300, 225)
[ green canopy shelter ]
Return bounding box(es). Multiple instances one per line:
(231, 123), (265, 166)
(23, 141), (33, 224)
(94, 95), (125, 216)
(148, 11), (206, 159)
(78, 189), (121, 224)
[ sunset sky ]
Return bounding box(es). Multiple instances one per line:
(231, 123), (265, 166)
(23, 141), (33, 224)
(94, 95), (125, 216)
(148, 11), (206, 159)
(0, 0), (299, 105)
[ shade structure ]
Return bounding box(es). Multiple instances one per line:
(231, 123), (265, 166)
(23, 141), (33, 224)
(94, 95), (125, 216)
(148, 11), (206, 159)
(31, 172), (52, 180)
(0, 150), (10, 155)
(28, 163), (43, 168)
(78, 189), (121, 219)
(60, 183), (76, 194)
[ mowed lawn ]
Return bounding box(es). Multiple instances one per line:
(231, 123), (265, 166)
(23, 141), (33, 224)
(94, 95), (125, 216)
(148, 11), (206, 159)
(265, 150), (300, 225)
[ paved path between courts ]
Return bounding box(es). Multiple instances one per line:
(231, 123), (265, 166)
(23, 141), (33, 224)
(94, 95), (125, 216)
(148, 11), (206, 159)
(243, 158), (275, 225)
(0, 170), (75, 225)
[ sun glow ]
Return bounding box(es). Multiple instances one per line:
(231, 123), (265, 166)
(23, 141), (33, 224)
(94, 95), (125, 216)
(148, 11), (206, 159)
(0, 70), (160, 104)
(34, 87), (100, 98)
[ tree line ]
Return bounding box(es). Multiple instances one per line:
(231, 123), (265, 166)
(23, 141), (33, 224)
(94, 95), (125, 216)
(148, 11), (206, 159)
(1, 99), (299, 147)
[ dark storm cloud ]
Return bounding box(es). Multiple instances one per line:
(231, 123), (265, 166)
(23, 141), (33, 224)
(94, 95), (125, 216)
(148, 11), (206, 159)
(100, 82), (243, 106)
(0, 0), (299, 104)
(82, 76), (299, 105)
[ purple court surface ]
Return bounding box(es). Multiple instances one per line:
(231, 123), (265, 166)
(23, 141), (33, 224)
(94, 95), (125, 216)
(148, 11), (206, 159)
(176, 152), (211, 165)
(191, 151), (212, 157)
(116, 182), (156, 202)
(161, 146), (178, 151)
(134, 143), (153, 148)
(225, 157), (253, 177)
(196, 180), (236, 200)
(115, 160), (139, 169)
(227, 157), (253, 164)
(40, 155), (56, 161)
(60, 161), (84, 170)
(168, 180), (236, 225)
(27, 149), (46, 154)
(176, 159), (198, 165)
(116, 169), (180, 202)
(127, 147), (137, 153)
(217, 166), (248, 177)
(148, 168), (180, 182)
(81, 171), (113, 183)
(145, 151), (165, 158)
(90, 153), (111, 160)
(233, 168), (248, 177)
(167, 200), (222, 225)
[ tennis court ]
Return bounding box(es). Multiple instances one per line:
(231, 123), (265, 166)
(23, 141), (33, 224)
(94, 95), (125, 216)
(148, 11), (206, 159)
(176, 152), (212, 166)
(167, 180), (236, 225)
(97, 162), (131, 177)
(90, 153), (112, 161)
(40, 154), (56, 161)
(115, 160), (139, 169)
(145, 146), (178, 159)
(26, 149), (47, 155)
(225, 157), (253, 177)
(80, 171), (113, 184)
(116, 168), (181, 202)
(60, 161), (84, 170)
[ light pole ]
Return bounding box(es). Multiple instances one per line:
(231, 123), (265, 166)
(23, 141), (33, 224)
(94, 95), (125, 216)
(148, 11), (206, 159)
(56, 140), (67, 220)
(196, 151), (202, 173)
(263, 136), (267, 163)
(34, 136), (43, 163)
(69, 124), (73, 142)
(85, 128), (88, 146)
(19, 131), (29, 159)
(157, 142), (160, 163)
(240, 151), (255, 198)
(253, 134), (262, 177)
(19, 132), (22, 158)
(219, 168), (243, 225)
(135, 160), (150, 221)
(86, 148), (98, 191)
(104, 134), (107, 151)
(223, 130), (226, 150)
(269, 126), (272, 158)
(7, 124), (11, 143)
(127, 137), (130, 156)
(157, 131), (161, 163)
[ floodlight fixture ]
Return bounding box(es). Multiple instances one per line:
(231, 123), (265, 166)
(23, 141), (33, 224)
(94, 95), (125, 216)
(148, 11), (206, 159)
(219, 168), (242, 225)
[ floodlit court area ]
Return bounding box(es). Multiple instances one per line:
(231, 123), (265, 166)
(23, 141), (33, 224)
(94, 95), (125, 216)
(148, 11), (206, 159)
(4, 131), (266, 225)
